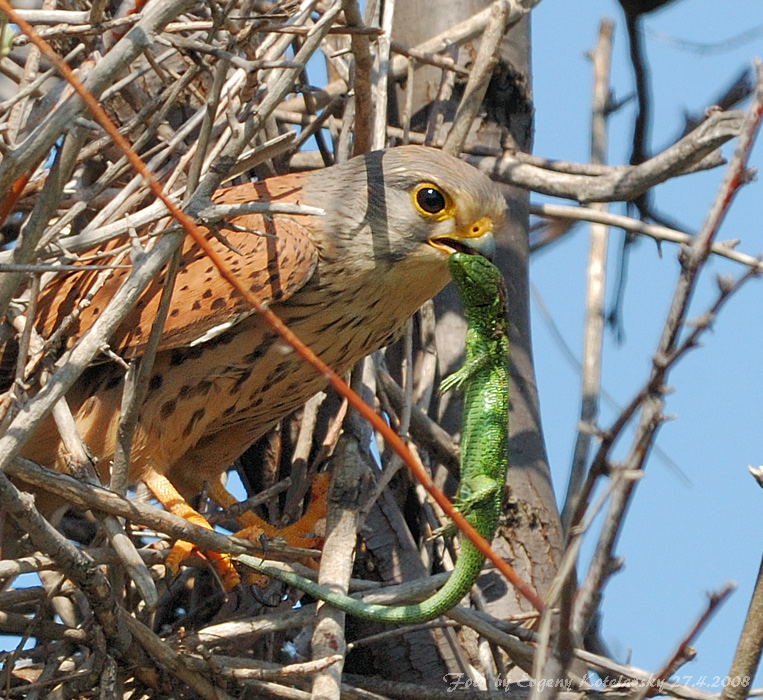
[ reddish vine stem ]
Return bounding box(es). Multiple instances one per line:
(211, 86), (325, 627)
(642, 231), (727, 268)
(0, 1), (543, 613)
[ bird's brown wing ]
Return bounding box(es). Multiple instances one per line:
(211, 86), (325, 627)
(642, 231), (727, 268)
(35, 180), (319, 356)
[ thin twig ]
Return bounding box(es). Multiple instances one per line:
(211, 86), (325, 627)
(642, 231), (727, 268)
(310, 436), (373, 700)
(342, 0), (373, 155)
(387, 0), (535, 80)
(561, 19), (614, 535)
(468, 109), (744, 202)
(423, 45), (457, 147)
(443, 0), (509, 156)
(182, 654), (343, 680)
(390, 40), (469, 76)
(6, 456), (316, 560)
(638, 583), (735, 700)
(283, 393), (325, 521)
(0, 468), (134, 655)
(123, 614), (237, 700)
(370, 0), (393, 151)
(529, 203), (763, 274)
(573, 62), (763, 639)
(537, 33), (615, 698)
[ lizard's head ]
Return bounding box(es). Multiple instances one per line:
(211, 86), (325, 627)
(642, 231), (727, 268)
(447, 252), (505, 311)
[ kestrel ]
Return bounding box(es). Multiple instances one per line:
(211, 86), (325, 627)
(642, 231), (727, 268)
(2, 146), (506, 582)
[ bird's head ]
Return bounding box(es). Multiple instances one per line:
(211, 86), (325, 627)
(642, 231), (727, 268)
(302, 146), (506, 273)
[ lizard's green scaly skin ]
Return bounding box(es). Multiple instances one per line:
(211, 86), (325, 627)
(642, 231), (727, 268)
(238, 252), (509, 623)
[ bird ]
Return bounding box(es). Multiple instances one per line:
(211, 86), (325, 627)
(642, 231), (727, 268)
(2, 145), (506, 584)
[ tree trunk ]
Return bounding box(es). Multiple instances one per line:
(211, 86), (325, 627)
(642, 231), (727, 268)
(353, 0), (563, 680)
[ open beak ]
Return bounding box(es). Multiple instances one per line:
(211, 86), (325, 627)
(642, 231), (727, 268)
(428, 215), (496, 260)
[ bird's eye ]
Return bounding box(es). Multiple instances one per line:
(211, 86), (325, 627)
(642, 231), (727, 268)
(414, 184), (448, 216)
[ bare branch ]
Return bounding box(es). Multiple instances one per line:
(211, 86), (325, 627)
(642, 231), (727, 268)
(572, 63), (763, 638)
(530, 203), (763, 274)
(469, 110), (744, 201)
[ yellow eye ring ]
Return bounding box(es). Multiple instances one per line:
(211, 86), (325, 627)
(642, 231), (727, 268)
(412, 182), (453, 221)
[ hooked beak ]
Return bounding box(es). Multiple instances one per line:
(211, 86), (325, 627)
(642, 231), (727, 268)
(428, 215), (496, 260)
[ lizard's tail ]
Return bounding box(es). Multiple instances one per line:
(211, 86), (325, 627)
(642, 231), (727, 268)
(237, 543), (485, 624)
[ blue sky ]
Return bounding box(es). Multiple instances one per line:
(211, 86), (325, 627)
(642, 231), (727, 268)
(532, 0), (763, 685)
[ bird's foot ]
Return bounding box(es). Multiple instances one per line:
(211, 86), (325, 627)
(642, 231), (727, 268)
(164, 540), (241, 591)
(207, 472), (329, 586)
(143, 469), (242, 590)
(222, 472), (329, 551)
(233, 473), (329, 579)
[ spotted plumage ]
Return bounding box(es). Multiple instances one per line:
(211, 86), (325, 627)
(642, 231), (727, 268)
(4, 146), (506, 572)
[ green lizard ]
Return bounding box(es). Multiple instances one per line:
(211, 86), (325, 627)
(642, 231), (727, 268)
(237, 251), (509, 623)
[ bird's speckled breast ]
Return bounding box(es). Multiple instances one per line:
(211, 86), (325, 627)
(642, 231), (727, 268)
(79, 249), (449, 495)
